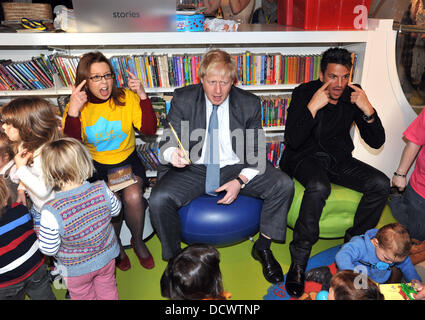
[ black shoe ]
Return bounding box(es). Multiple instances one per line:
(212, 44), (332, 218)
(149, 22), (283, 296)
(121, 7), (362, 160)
(251, 246), (284, 284)
(305, 266), (332, 291)
(285, 263), (306, 298)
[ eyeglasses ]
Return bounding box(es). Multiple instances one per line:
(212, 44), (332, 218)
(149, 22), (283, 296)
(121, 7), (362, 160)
(88, 73), (115, 82)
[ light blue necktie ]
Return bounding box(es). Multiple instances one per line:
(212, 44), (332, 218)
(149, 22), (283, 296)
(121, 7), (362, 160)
(205, 104), (220, 196)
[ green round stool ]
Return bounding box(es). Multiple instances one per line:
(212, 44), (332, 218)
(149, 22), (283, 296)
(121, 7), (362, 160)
(287, 179), (363, 238)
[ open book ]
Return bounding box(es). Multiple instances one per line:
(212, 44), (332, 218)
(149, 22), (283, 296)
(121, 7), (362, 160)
(107, 165), (137, 192)
(378, 283), (418, 300)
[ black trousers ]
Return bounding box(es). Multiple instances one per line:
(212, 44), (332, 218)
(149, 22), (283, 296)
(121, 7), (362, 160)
(289, 154), (390, 266)
(150, 162), (294, 260)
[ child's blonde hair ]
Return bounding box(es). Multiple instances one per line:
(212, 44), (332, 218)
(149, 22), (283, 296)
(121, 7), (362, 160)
(0, 176), (10, 216)
(41, 137), (94, 190)
(376, 223), (412, 259)
(1, 97), (61, 153)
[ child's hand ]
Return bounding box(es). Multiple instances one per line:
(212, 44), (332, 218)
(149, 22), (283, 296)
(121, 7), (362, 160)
(16, 190), (27, 206)
(412, 280), (425, 300)
(127, 70), (147, 100)
(14, 149), (32, 169)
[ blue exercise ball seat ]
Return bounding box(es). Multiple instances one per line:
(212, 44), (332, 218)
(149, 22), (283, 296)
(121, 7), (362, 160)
(178, 193), (263, 246)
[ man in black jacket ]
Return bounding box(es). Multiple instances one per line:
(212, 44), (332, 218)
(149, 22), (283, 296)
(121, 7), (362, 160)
(280, 47), (390, 297)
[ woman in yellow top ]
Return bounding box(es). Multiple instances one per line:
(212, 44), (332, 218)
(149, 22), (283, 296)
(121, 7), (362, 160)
(62, 51), (157, 270)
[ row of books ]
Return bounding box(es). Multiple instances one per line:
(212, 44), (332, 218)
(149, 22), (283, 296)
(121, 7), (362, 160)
(266, 141), (285, 168)
(0, 51), (357, 91)
(110, 54), (202, 89)
(261, 95), (291, 128)
(235, 53), (323, 86)
(136, 142), (160, 172)
(0, 55), (55, 91)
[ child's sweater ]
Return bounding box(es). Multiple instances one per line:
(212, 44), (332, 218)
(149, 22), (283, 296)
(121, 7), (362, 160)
(0, 204), (44, 288)
(39, 181), (120, 277)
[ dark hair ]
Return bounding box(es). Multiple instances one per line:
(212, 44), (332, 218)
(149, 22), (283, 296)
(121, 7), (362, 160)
(160, 244), (224, 300)
(0, 176), (9, 217)
(75, 51), (125, 107)
(1, 97), (61, 154)
(320, 47), (353, 74)
(0, 132), (14, 161)
(330, 270), (384, 300)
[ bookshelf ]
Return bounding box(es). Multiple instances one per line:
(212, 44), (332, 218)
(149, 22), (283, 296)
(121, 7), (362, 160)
(0, 24), (368, 138)
(0, 20), (420, 244)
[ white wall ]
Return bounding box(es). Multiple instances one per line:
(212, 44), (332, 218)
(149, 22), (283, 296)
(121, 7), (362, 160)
(352, 19), (418, 179)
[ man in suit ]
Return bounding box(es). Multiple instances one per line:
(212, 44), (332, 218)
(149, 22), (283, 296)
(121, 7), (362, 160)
(280, 47), (390, 297)
(149, 49), (294, 284)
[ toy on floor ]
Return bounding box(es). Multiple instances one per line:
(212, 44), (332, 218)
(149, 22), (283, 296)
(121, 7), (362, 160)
(264, 245), (341, 300)
(316, 290), (329, 300)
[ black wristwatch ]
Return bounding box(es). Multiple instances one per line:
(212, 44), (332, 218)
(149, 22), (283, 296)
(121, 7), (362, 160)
(236, 177), (246, 189)
(362, 112), (376, 122)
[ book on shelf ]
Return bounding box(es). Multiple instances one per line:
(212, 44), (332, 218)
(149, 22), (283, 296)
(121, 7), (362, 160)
(107, 164), (137, 192)
(266, 139), (285, 168)
(261, 94), (291, 128)
(136, 142), (160, 172)
(150, 96), (167, 129)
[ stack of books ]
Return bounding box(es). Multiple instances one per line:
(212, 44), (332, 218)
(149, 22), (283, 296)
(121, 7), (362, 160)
(136, 142), (160, 172)
(0, 55), (55, 90)
(261, 95), (291, 128)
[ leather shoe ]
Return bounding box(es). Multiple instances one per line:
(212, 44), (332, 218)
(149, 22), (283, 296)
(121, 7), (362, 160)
(251, 246), (284, 284)
(116, 253), (131, 271)
(131, 238), (155, 269)
(285, 263), (306, 298)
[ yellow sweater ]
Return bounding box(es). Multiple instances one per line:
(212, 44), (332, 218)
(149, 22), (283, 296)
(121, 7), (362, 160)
(63, 89), (142, 164)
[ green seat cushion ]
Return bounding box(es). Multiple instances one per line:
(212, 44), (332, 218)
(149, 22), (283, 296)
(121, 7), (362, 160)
(287, 179), (362, 238)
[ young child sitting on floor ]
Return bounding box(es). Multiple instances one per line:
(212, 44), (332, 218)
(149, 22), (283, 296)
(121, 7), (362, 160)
(160, 244), (231, 300)
(0, 176), (56, 300)
(335, 223), (422, 285)
(327, 270), (384, 300)
(38, 137), (122, 300)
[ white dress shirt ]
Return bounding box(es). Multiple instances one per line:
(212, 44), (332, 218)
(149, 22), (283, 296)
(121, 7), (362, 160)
(163, 95), (259, 183)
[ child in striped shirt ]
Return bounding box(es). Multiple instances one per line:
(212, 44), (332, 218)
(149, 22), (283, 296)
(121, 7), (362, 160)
(0, 176), (56, 300)
(38, 138), (121, 300)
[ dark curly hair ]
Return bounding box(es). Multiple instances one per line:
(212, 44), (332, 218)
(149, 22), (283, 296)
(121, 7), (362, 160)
(320, 47), (353, 74)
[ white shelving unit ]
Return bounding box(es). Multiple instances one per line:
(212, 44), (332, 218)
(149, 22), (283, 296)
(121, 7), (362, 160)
(0, 23), (386, 245)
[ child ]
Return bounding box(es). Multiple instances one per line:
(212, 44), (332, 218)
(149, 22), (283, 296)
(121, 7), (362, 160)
(328, 270), (384, 300)
(1, 97), (61, 236)
(0, 132), (19, 204)
(38, 137), (121, 300)
(0, 176), (56, 300)
(160, 244), (231, 300)
(335, 223), (422, 284)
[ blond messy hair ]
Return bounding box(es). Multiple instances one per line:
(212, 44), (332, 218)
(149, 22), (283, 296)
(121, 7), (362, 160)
(198, 49), (237, 82)
(41, 137), (94, 190)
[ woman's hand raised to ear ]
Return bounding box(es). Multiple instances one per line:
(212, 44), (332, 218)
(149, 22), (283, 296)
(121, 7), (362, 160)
(127, 70), (147, 100)
(68, 80), (88, 117)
